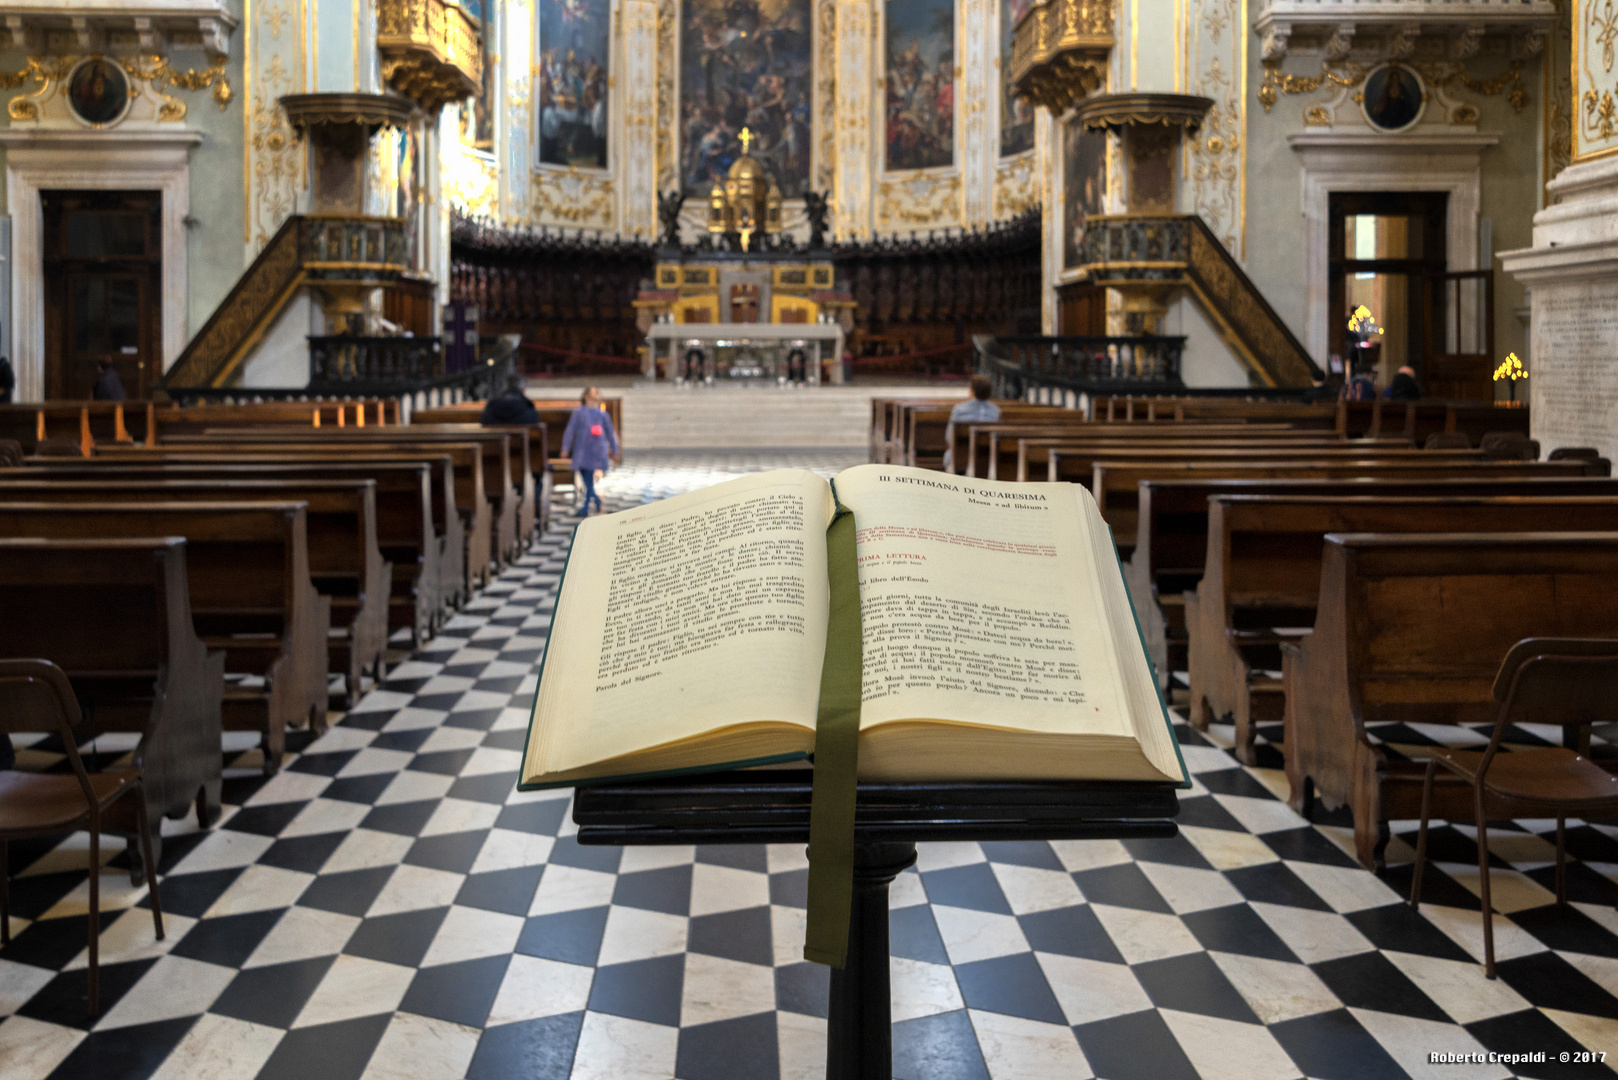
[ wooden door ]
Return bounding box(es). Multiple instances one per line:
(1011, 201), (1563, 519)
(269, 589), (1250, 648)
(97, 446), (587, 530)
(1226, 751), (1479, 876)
(1327, 192), (1447, 387)
(43, 190), (163, 400)
(729, 283), (760, 323)
(1057, 281), (1106, 335)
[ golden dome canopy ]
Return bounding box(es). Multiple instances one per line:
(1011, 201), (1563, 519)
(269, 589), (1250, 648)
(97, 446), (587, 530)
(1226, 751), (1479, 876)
(728, 153), (768, 182)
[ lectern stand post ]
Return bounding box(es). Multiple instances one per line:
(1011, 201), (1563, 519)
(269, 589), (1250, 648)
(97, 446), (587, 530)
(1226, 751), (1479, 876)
(827, 842), (916, 1080)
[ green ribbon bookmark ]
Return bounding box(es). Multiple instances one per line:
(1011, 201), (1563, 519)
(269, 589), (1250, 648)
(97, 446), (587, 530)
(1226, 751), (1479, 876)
(803, 504), (862, 968)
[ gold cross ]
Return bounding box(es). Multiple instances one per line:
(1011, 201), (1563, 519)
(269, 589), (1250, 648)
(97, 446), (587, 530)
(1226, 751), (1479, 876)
(738, 127), (754, 153)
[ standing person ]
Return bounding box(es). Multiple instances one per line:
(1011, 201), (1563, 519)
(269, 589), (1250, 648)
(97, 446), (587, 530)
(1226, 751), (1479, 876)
(562, 386), (619, 517)
(91, 355), (126, 401)
(943, 374), (1000, 472)
(0, 352), (13, 403)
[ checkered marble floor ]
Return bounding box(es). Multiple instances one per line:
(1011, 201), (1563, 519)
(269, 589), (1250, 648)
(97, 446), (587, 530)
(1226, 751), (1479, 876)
(4, 451), (1618, 1080)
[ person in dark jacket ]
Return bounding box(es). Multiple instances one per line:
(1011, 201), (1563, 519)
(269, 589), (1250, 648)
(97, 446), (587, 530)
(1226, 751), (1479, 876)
(91, 356), (126, 401)
(562, 386), (620, 516)
(1384, 364), (1422, 401)
(0, 354), (13, 403)
(480, 371), (541, 425)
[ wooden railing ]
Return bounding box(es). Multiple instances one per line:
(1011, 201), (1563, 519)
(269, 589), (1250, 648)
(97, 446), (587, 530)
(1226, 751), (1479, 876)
(976, 334), (1187, 399)
(163, 215), (411, 391)
(308, 335), (443, 391)
(1078, 214), (1321, 389)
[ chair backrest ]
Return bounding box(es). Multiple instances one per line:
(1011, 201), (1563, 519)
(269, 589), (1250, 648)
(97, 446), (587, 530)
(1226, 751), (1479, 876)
(1480, 431), (1539, 461)
(0, 659), (97, 805)
(1550, 447), (1602, 462)
(1424, 431), (1472, 450)
(1492, 638), (1618, 723)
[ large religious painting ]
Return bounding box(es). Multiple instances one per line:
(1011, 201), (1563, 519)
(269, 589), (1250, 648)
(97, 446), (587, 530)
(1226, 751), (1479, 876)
(1063, 119), (1105, 268)
(999, 0), (1033, 156)
(538, 0), (611, 169)
(680, 0), (813, 197)
(885, 0), (955, 170)
(461, 20), (496, 151)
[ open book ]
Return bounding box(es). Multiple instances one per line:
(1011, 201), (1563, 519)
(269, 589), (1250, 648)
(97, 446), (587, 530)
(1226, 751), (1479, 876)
(521, 464), (1186, 788)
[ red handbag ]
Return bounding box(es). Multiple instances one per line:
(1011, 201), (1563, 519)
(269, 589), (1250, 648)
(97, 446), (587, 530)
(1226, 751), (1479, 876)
(590, 424), (603, 437)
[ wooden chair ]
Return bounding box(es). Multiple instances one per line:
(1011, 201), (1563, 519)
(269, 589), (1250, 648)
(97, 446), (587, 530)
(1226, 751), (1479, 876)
(1424, 431), (1472, 450)
(0, 659), (165, 1017)
(1409, 638), (1618, 978)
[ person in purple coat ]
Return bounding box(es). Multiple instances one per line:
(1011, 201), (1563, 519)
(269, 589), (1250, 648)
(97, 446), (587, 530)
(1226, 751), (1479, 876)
(562, 386), (620, 516)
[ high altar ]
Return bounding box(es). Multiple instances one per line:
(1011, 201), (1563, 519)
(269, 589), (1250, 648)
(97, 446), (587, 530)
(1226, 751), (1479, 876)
(635, 132), (855, 385)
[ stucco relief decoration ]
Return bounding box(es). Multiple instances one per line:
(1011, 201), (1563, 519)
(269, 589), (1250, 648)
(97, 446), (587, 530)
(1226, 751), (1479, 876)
(1184, 0), (1244, 258)
(0, 54), (233, 125)
(246, 0), (307, 253)
(655, 0), (678, 190)
(1259, 59), (1528, 123)
(816, 0), (838, 190)
(448, 145), (500, 215)
(532, 167), (616, 226)
(993, 149), (1037, 215)
(1547, 0), (1573, 184)
(875, 168), (961, 224)
(1578, 0), (1618, 156)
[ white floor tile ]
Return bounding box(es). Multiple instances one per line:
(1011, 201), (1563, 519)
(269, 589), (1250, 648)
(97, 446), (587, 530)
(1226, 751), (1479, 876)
(95, 955), (236, 1029)
(530, 865), (618, 916)
(680, 953), (775, 1026)
(291, 954), (414, 1028)
(323, 830), (415, 876)
(242, 906), (361, 968)
(568, 1011), (679, 1080)
(0, 1015), (84, 1080)
(1036, 952), (1151, 1026)
(689, 864), (771, 917)
(419, 797), (502, 837)
(931, 905), (1030, 966)
(1381, 950), (1531, 1025)
(146, 1013), (284, 1080)
(1249, 902), (1376, 965)
(1351, 1007), (1513, 1080)
(1160, 1008), (1299, 1080)
(366, 864), (466, 918)
(1207, 951), (1339, 1025)
(486, 955), (595, 1026)
(471, 829), (555, 874)
(1088, 904), (1203, 965)
(1137, 862), (1245, 915)
(358, 1011), (481, 1080)
(0, 962), (56, 1017)
(969, 1008), (1091, 1080)
(988, 863), (1085, 916)
(204, 865), (318, 917)
(420, 905), (525, 967)
(889, 956), (964, 1023)
(595, 905), (688, 966)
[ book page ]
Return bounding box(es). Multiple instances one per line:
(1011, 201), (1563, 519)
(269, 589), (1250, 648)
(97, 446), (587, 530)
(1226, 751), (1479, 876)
(530, 469), (835, 775)
(832, 464), (1133, 739)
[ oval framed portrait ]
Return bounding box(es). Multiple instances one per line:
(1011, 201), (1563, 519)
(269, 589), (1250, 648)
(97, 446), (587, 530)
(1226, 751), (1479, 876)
(67, 57), (131, 127)
(1361, 63), (1425, 133)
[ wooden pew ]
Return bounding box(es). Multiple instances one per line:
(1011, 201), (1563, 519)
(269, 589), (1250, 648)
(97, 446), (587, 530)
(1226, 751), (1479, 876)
(1189, 495), (1618, 765)
(1282, 531), (1618, 869)
(0, 402), (154, 454)
(187, 428), (526, 567)
(1005, 425), (1331, 482)
(368, 422), (547, 541)
(0, 478), (391, 706)
(0, 502), (331, 772)
(999, 432), (1412, 485)
(1128, 475), (1618, 693)
(1092, 397), (1338, 429)
(152, 399), (400, 438)
(871, 398), (951, 463)
(1091, 458), (1598, 558)
(0, 537), (224, 871)
(104, 442), (483, 599)
(1053, 444), (1480, 486)
(21, 458), (444, 644)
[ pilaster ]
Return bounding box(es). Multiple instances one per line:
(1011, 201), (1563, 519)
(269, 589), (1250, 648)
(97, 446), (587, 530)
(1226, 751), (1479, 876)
(835, 0), (874, 238)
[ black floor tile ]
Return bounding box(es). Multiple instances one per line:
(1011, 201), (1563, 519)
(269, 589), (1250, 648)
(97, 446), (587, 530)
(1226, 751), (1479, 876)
(1509, 903), (1618, 958)
(1073, 1008), (1201, 1080)
(953, 952), (1066, 1025)
(920, 863), (1013, 915)
(1385, 858), (1486, 913)
(407, 693), (464, 712)
(1311, 951), (1449, 1023)
(1559, 823), (1618, 864)
(449, 771), (523, 805)
(890, 904), (952, 966)
(675, 1011), (780, 1080)
(688, 906), (774, 966)
(516, 906), (609, 967)
(1262, 827), (1363, 867)
(1136, 951), (1263, 1024)
(169, 908), (283, 968)
(1224, 862), (1334, 912)
(1180, 903), (1299, 963)
(477, 730), (527, 754)
(254, 1012), (392, 1080)
(445, 709), (505, 732)
(1018, 904), (1127, 965)
(893, 1008), (991, 1080)
(1494, 951), (1618, 1019)
(1173, 795), (1249, 832)
(209, 955), (337, 1028)
(259, 832), (347, 874)
(457, 866), (545, 916)
(495, 799), (570, 837)
(1345, 901), (1476, 963)
(1195, 768), (1279, 800)
(1, 914), (96, 971)
(18, 958), (157, 1030)
(1268, 1008), (1409, 1080)
(1072, 863), (1173, 914)
(344, 906), (450, 968)
(409, 749), (477, 775)
(321, 774), (394, 805)
(42, 1015), (194, 1080)
(399, 953), (510, 1028)
(222, 801), (309, 837)
(404, 830), (489, 875)
(3, 870), (89, 921)
(768, 868), (808, 909)
(587, 954), (685, 1027)
(368, 728), (435, 754)
(140, 867), (242, 920)
(297, 866), (396, 918)
(1466, 1009), (1602, 1080)
(1123, 834), (1215, 870)
(360, 800), (440, 838)
(545, 834), (622, 873)
(287, 750), (358, 778)
(611, 864), (693, 917)
(694, 844), (770, 872)
(775, 961), (829, 1018)
(466, 1013), (583, 1080)
(979, 841), (1065, 871)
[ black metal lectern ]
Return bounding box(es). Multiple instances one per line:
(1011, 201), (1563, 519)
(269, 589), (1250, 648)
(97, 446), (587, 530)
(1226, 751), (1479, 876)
(573, 769), (1180, 1080)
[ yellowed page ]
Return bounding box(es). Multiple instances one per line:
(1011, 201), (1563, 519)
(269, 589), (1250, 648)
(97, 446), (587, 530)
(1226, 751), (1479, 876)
(832, 463), (1133, 739)
(530, 469), (834, 777)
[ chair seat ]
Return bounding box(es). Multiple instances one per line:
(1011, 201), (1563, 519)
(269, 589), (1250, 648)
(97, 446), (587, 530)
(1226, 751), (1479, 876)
(0, 769), (139, 833)
(1433, 747), (1618, 806)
